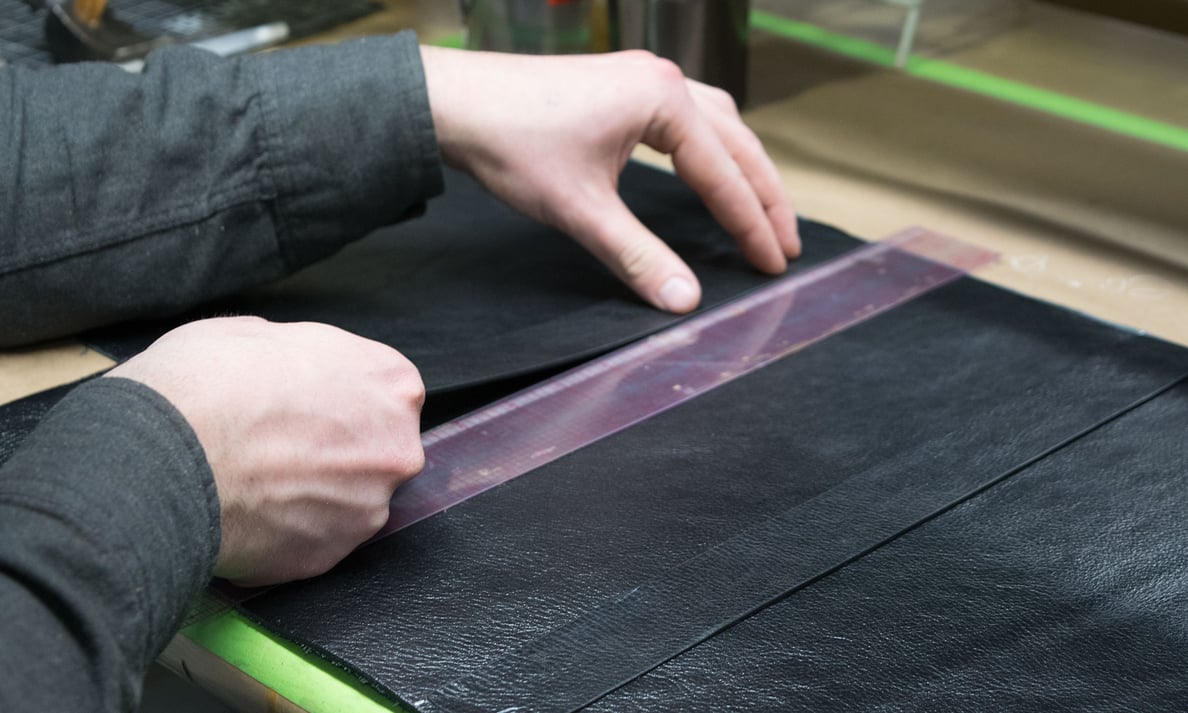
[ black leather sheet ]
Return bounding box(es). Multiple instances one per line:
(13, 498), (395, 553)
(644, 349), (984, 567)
(240, 262), (1188, 711)
(84, 163), (850, 395)
(0, 379), (91, 466)
(588, 381), (1188, 712)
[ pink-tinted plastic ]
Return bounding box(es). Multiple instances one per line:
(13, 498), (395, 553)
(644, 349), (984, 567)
(376, 228), (997, 539)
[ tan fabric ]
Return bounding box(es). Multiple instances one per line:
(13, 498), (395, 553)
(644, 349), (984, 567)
(0, 346), (113, 404)
(734, 56), (1188, 345)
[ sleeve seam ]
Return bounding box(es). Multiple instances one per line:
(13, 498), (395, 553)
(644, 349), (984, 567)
(0, 181), (267, 279)
(250, 54), (298, 272)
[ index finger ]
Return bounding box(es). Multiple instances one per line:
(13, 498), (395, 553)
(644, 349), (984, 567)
(641, 83), (788, 275)
(686, 81), (800, 259)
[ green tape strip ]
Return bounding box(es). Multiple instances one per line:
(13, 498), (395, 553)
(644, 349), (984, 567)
(183, 610), (406, 713)
(432, 32), (465, 49)
(751, 10), (899, 65)
(749, 10), (1188, 153)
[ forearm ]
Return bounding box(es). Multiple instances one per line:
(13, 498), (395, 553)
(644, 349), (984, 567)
(0, 33), (442, 347)
(0, 378), (219, 712)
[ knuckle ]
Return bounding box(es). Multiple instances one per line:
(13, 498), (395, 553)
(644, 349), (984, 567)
(228, 314), (266, 326)
(378, 441), (426, 484)
(407, 372), (427, 409)
(650, 56), (685, 85)
(382, 352), (427, 408)
(401, 442), (427, 478)
(710, 86), (737, 113)
(394, 353), (424, 385)
(617, 239), (655, 282)
(365, 504), (391, 535)
(292, 320), (329, 336)
(387, 346), (416, 370)
(621, 49), (684, 87)
(620, 48), (658, 64)
(397, 376), (426, 413)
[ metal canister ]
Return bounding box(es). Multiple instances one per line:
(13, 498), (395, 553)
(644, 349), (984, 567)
(460, 0), (749, 106)
(461, 0), (599, 54)
(612, 0), (750, 107)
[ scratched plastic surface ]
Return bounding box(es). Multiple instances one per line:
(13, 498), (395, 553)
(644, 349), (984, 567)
(377, 228), (997, 539)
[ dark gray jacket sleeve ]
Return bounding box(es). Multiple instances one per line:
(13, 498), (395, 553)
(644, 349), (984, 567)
(0, 31), (443, 347)
(0, 377), (220, 713)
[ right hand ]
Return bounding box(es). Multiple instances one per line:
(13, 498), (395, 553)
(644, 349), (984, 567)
(421, 47), (800, 315)
(107, 317), (425, 586)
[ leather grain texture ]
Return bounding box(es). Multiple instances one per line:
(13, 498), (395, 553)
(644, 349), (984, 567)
(240, 256), (1188, 711)
(419, 381), (1180, 713)
(588, 380), (1188, 712)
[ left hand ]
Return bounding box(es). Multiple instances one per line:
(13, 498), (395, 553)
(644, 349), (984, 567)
(108, 317), (426, 586)
(420, 46), (800, 314)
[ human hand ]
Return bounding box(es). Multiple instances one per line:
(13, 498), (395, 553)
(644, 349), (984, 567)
(420, 46), (799, 314)
(107, 317), (425, 586)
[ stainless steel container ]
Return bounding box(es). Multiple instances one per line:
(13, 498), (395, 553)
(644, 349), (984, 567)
(461, 0), (598, 54)
(460, 0), (749, 106)
(612, 0), (750, 107)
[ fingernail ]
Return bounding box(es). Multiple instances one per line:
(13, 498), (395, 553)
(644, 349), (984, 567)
(658, 276), (698, 313)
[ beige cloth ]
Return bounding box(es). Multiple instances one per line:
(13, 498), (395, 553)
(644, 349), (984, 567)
(734, 31), (1188, 346)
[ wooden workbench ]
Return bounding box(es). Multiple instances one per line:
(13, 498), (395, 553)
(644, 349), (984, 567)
(2, 2), (1185, 711)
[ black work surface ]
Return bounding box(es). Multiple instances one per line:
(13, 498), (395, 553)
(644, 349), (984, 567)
(235, 181), (1188, 708)
(0, 379), (87, 465)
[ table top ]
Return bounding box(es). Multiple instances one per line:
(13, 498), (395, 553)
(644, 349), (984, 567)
(2, 2), (1185, 711)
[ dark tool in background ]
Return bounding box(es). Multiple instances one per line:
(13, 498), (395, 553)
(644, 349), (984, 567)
(1, 0), (380, 68)
(461, 0), (750, 108)
(44, 0), (171, 63)
(42, 0), (289, 66)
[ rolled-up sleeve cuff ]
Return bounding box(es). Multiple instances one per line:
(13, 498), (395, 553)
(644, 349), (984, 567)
(0, 377), (220, 674)
(250, 32), (444, 270)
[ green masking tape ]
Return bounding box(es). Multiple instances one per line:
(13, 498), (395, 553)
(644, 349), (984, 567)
(432, 32), (465, 49)
(749, 10), (1188, 153)
(182, 609), (406, 713)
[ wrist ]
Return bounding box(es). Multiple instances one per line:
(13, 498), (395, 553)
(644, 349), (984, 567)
(420, 45), (467, 169)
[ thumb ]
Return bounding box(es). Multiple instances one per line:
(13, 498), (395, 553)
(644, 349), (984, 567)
(565, 189), (703, 313)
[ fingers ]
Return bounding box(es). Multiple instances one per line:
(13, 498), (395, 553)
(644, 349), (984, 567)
(643, 91), (787, 275)
(634, 68), (787, 276)
(686, 81), (801, 259)
(565, 188), (703, 313)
